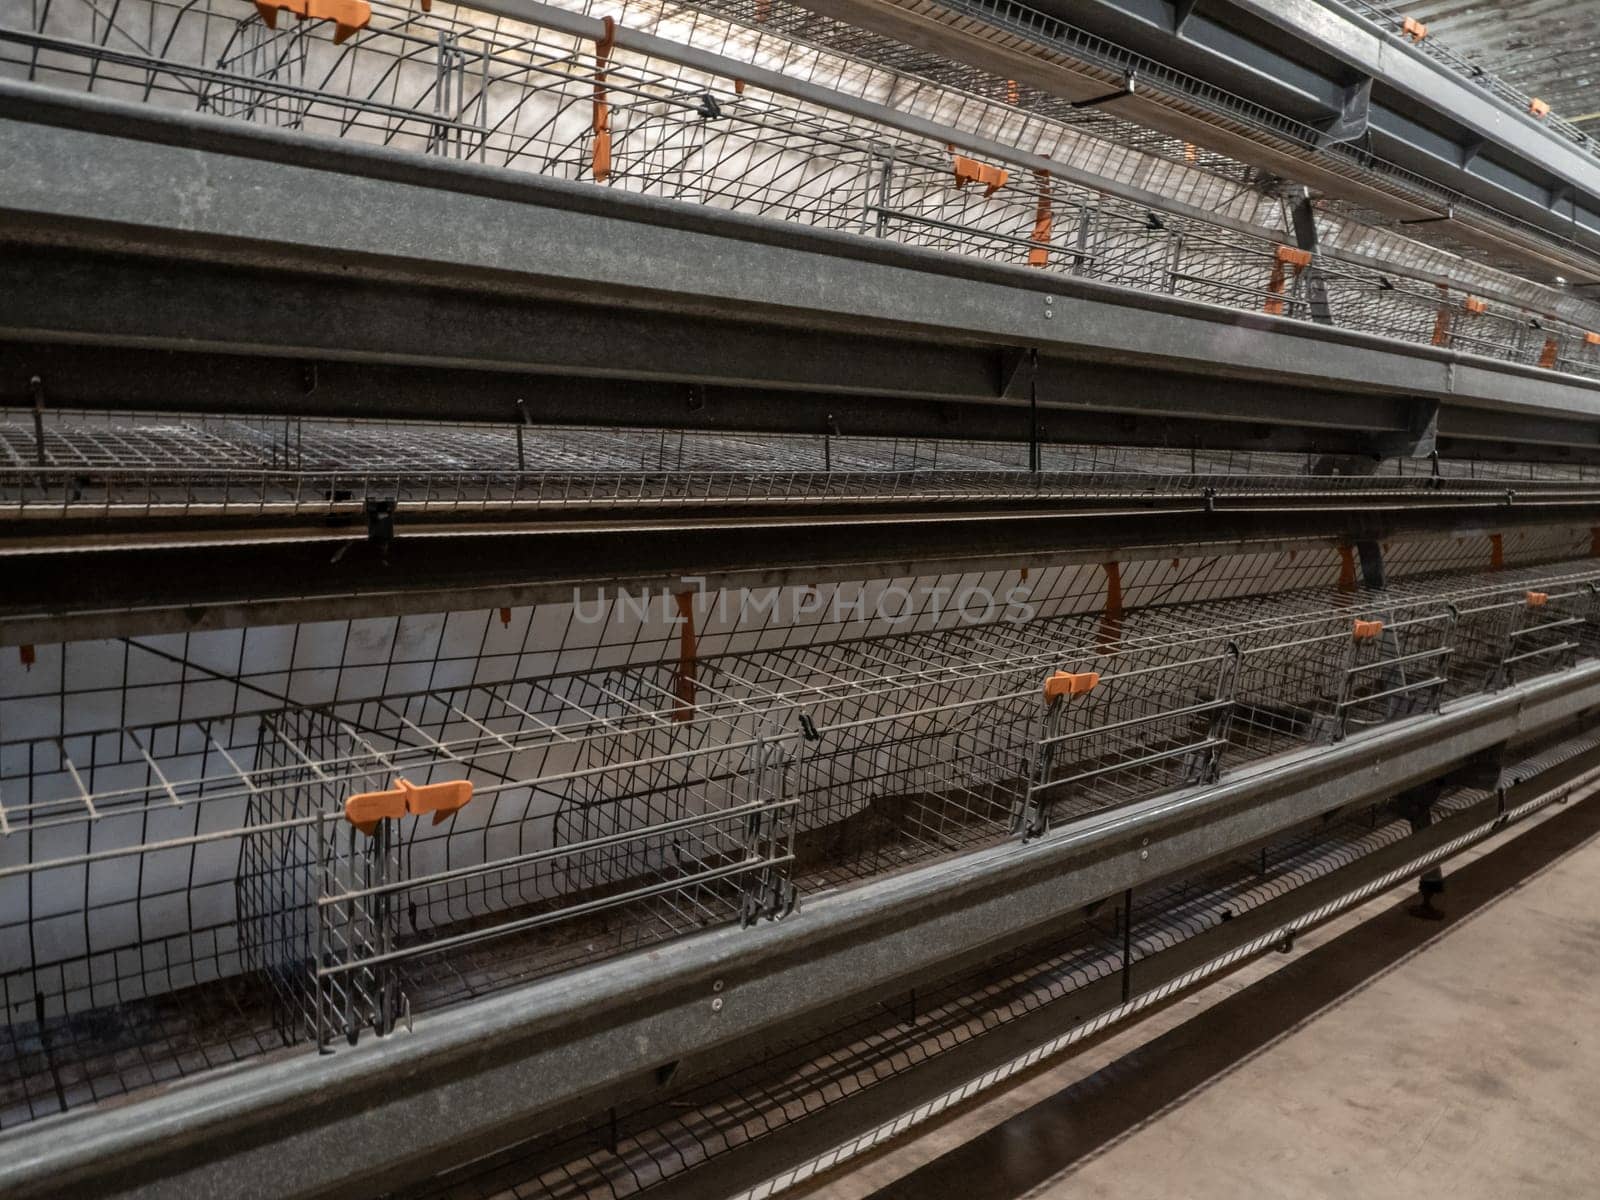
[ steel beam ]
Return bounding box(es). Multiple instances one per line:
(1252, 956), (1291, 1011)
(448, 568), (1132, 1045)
(0, 247), (1413, 439)
(1223, 0), (1600, 215)
(3, 663), (1598, 1200)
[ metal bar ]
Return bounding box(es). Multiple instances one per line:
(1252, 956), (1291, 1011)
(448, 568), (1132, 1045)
(316, 851), (797, 975)
(1030, 737), (1230, 795)
(1344, 645), (1454, 674)
(1038, 696), (1232, 746)
(1335, 675), (1448, 709)
(317, 797), (788, 905)
(1504, 641), (1582, 668)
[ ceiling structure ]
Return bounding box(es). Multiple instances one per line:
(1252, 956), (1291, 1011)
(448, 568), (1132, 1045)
(1399, 0), (1600, 126)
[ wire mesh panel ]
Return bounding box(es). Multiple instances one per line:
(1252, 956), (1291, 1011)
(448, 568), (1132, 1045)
(1499, 584), (1598, 688)
(788, 660), (1037, 885)
(238, 708), (404, 1049)
(0, 717), (281, 1128)
(1022, 643), (1239, 837)
(1332, 608), (1456, 739)
(256, 677), (809, 1024)
(1228, 616), (1354, 755)
(15, 412), (1600, 522)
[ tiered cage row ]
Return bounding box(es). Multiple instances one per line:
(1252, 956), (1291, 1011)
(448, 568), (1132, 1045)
(679, 0), (1600, 302)
(10, 412), (1600, 520)
(4, 553), (1600, 1129)
(5, 0), (1600, 377)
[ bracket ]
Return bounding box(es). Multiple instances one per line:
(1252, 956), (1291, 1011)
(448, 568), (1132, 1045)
(1072, 74), (1137, 109)
(1314, 77), (1372, 148)
(1401, 203), (1455, 225)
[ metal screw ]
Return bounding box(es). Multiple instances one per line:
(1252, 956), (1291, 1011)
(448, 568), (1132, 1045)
(712, 979), (724, 993)
(711, 997), (724, 1013)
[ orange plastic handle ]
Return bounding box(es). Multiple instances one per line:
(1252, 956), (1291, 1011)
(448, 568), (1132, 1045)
(399, 778), (473, 824)
(253, 0), (370, 43)
(1044, 670), (1100, 702)
(951, 153), (1010, 197)
(1352, 619), (1384, 641)
(345, 786), (406, 835)
(345, 778), (473, 835)
(1526, 591), (1549, 608)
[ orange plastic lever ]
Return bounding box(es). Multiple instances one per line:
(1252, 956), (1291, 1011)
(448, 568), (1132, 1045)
(252, 0), (370, 43)
(1526, 591), (1549, 608)
(1265, 245), (1310, 315)
(1352, 619), (1384, 641)
(345, 778), (473, 835)
(345, 786), (406, 835)
(1043, 670), (1100, 702)
(1401, 16), (1427, 41)
(951, 152), (1009, 197)
(591, 16), (618, 182)
(1027, 171), (1053, 268)
(399, 778), (473, 823)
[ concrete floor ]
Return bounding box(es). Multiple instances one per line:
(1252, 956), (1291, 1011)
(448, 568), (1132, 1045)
(805, 791), (1600, 1200)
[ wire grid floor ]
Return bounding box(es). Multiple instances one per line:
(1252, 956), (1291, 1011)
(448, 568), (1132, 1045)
(7, 414), (1600, 519)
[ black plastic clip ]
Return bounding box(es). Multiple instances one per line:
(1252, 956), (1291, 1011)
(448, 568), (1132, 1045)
(366, 498), (396, 549)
